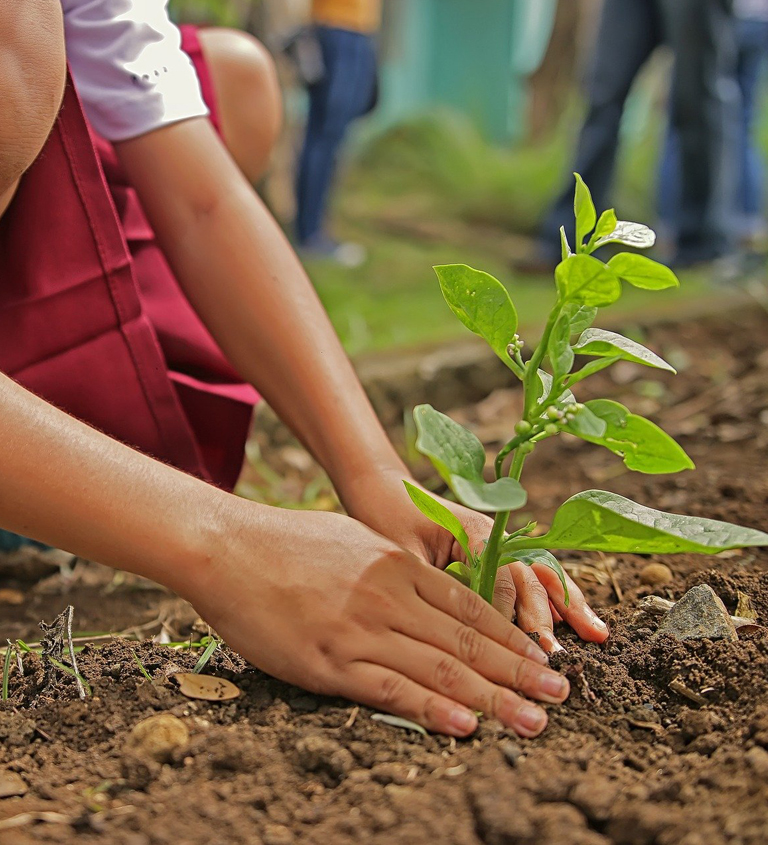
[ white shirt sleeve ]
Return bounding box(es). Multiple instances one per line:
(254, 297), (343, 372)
(61, 0), (209, 142)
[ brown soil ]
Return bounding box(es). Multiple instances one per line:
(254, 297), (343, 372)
(2, 305), (768, 845)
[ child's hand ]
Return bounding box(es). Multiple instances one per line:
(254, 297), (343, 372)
(342, 470), (610, 653)
(184, 504), (569, 738)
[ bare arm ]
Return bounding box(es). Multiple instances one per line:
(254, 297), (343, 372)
(114, 117), (609, 649)
(0, 0), (66, 201)
(0, 371), (563, 738)
(114, 119), (407, 509)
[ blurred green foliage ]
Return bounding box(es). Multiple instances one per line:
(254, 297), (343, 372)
(169, 0), (256, 26)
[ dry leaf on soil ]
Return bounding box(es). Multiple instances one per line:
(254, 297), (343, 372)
(174, 673), (240, 702)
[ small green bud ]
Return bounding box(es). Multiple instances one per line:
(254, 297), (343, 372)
(545, 406), (560, 420)
(514, 420), (533, 436)
(544, 423), (559, 436)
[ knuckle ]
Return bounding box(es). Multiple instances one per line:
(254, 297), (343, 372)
(456, 624), (486, 665)
(509, 657), (532, 692)
(420, 694), (445, 726)
(434, 657), (465, 695)
(457, 589), (489, 627)
(489, 686), (508, 719)
(377, 672), (409, 709)
(495, 578), (517, 606)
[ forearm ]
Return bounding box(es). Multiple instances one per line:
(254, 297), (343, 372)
(0, 372), (233, 598)
(115, 120), (407, 507)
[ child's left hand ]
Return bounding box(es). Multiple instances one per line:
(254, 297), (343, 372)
(344, 469), (610, 654)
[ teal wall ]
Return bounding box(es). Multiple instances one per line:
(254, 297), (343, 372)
(374, 0), (557, 143)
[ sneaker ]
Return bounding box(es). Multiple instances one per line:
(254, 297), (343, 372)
(298, 234), (367, 269)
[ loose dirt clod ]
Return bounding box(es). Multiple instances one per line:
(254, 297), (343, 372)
(127, 713), (189, 763)
(294, 734), (354, 780)
(656, 584), (738, 642)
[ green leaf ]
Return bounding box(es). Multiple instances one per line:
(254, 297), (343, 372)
(450, 475), (527, 513)
(510, 490), (768, 554)
(566, 356), (620, 387)
(404, 481), (472, 560)
(547, 313), (574, 379)
(579, 399), (694, 474)
(445, 561), (472, 587)
(591, 208), (618, 244)
(573, 173), (596, 248)
(563, 405), (607, 438)
(434, 264), (518, 364)
(498, 548), (569, 605)
(594, 220), (656, 250)
(536, 370), (576, 406)
(413, 404), (485, 484)
(560, 226), (572, 261)
(562, 303), (597, 335)
(573, 328), (676, 373)
(555, 255), (622, 307)
(607, 253), (678, 290)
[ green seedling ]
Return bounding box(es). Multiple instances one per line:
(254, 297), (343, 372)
(192, 636), (219, 674)
(2, 641), (12, 701)
(407, 174), (768, 606)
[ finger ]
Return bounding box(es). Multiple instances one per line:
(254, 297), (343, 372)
(340, 661), (479, 736)
(531, 563), (609, 643)
(394, 599), (568, 704)
(549, 600), (563, 624)
(492, 565), (517, 620)
(413, 565), (549, 665)
(363, 635), (554, 738)
(509, 564), (564, 653)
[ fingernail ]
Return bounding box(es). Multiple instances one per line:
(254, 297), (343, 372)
(540, 631), (566, 653)
(516, 704), (547, 736)
(448, 708), (477, 735)
(525, 641), (550, 665)
(589, 611), (609, 631)
(538, 672), (568, 701)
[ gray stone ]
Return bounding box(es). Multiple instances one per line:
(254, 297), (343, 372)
(656, 585), (737, 642)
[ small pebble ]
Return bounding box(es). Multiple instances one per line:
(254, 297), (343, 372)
(639, 563), (673, 586)
(500, 740), (523, 767)
(0, 770), (28, 798)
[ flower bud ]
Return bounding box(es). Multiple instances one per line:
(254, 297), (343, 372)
(514, 420), (533, 436)
(544, 423), (559, 436)
(545, 406), (560, 420)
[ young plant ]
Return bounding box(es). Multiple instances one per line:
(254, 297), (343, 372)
(406, 174), (768, 606)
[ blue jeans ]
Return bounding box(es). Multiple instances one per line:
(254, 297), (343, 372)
(538, 0), (739, 264)
(659, 17), (768, 239)
(295, 26), (378, 246)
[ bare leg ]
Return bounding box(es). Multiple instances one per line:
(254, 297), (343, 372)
(197, 28), (283, 184)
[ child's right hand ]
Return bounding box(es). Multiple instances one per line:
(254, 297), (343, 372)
(184, 505), (570, 738)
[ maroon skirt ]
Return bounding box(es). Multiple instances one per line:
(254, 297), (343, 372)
(0, 27), (257, 491)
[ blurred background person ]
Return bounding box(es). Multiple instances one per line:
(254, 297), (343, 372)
(658, 0), (768, 258)
(294, 0), (382, 266)
(520, 0), (739, 271)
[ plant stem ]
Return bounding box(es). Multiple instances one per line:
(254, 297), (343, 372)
(477, 509), (509, 604)
(522, 302), (562, 420)
(509, 448), (527, 481)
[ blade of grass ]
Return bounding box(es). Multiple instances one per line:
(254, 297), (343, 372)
(131, 649), (152, 682)
(2, 641), (13, 700)
(192, 638), (219, 674)
(47, 657), (92, 696)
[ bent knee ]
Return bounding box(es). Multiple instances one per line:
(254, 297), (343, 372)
(199, 28), (283, 182)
